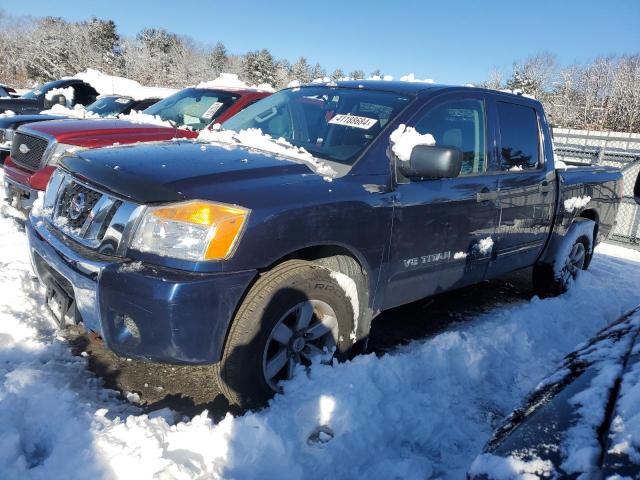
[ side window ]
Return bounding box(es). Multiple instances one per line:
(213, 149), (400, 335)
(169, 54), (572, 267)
(413, 98), (486, 175)
(496, 102), (540, 171)
(72, 84), (99, 106)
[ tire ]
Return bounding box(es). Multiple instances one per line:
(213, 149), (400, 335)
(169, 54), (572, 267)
(533, 236), (590, 298)
(219, 260), (356, 409)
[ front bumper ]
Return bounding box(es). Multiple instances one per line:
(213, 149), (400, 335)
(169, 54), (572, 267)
(4, 174), (38, 210)
(27, 216), (257, 364)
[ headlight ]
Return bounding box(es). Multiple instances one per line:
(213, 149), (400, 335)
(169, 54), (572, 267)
(0, 128), (15, 146)
(130, 200), (250, 261)
(46, 143), (86, 165)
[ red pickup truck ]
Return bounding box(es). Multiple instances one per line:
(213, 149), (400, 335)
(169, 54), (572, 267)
(3, 86), (270, 209)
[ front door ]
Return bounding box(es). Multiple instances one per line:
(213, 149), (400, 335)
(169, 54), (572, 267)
(383, 93), (500, 309)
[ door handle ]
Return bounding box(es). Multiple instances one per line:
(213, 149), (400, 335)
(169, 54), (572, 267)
(476, 189), (499, 203)
(539, 181), (553, 194)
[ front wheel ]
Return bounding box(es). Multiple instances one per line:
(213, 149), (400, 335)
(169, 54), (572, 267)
(219, 260), (357, 409)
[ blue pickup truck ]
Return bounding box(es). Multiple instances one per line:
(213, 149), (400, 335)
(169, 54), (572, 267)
(27, 81), (623, 407)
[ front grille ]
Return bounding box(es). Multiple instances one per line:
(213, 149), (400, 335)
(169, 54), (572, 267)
(10, 132), (49, 170)
(56, 182), (102, 229)
(43, 170), (141, 257)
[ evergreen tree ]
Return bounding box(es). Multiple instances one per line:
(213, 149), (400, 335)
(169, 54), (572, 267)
(330, 68), (345, 81)
(208, 41), (228, 76)
(243, 49), (276, 86)
(291, 57), (311, 83)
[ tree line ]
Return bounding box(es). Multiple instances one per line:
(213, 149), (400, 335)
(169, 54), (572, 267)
(0, 12), (638, 133)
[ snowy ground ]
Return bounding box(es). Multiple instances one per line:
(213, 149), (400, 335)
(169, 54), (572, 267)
(1, 171), (640, 479)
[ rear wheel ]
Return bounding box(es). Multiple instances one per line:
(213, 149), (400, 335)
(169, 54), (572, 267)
(219, 260), (356, 409)
(533, 236), (589, 297)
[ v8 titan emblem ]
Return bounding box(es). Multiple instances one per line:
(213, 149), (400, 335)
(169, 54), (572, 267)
(68, 192), (87, 220)
(403, 251), (451, 268)
(18, 143), (30, 155)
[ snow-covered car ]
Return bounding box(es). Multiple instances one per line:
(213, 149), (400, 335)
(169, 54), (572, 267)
(0, 78), (100, 115)
(469, 305), (640, 478)
(0, 84), (19, 98)
(3, 86), (271, 209)
(27, 81), (625, 409)
(0, 95), (162, 166)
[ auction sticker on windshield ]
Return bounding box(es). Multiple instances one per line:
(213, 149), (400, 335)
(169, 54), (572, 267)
(329, 114), (377, 129)
(203, 102), (224, 119)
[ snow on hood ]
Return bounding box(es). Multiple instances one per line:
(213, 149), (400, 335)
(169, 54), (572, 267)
(196, 73), (275, 93)
(198, 127), (336, 178)
(72, 69), (177, 100)
(39, 104), (101, 119)
(0, 110), (16, 118)
(389, 124), (436, 161)
(116, 110), (175, 128)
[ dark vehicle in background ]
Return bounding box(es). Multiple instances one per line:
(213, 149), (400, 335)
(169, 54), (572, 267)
(0, 95), (161, 165)
(27, 81), (622, 409)
(469, 305), (640, 478)
(0, 78), (99, 115)
(0, 84), (19, 98)
(4, 86), (270, 208)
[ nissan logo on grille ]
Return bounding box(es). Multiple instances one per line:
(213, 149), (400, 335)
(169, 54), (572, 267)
(68, 192), (87, 220)
(19, 143), (30, 154)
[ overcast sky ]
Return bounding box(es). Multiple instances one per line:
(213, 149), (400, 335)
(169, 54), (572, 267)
(3, 0), (639, 84)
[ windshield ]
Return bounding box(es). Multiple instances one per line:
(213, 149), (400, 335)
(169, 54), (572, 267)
(21, 80), (68, 100)
(143, 88), (239, 130)
(86, 95), (133, 117)
(222, 87), (411, 164)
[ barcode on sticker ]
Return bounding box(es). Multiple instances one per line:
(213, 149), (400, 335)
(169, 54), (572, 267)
(202, 102), (224, 119)
(329, 114), (377, 130)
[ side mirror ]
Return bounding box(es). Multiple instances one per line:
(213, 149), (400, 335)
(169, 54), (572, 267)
(398, 144), (463, 179)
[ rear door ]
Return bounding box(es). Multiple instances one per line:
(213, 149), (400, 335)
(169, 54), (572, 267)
(383, 92), (500, 308)
(485, 98), (556, 277)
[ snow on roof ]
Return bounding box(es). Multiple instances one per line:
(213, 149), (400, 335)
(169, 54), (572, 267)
(72, 69), (177, 101)
(399, 73), (435, 84)
(195, 73), (275, 93)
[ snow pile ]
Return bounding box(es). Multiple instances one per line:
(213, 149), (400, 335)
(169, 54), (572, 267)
(39, 104), (101, 119)
(564, 196), (591, 213)
(389, 124), (436, 161)
(73, 68), (176, 100)
(469, 453), (556, 479)
(0, 110), (16, 118)
(45, 86), (74, 107)
(196, 73), (275, 93)
(2, 168), (640, 477)
(399, 73), (435, 84)
(608, 342), (640, 463)
(198, 127), (337, 178)
(454, 251), (468, 260)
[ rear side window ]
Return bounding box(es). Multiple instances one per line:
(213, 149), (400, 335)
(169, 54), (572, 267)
(412, 98), (486, 175)
(497, 102), (540, 171)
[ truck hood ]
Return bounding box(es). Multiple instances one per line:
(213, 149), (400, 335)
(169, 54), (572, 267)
(60, 140), (315, 203)
(22, 118), (192, 146)
(0, 98), (40, 115)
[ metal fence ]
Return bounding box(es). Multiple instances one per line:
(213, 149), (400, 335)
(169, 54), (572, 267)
(553, 128), (640, 246)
